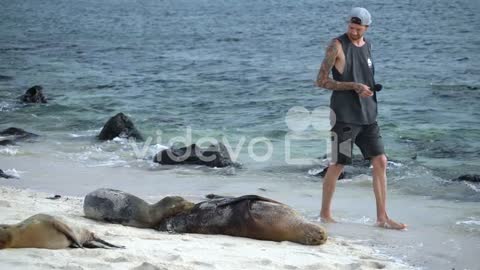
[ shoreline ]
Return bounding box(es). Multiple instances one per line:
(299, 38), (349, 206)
(0, 185), (413, 270)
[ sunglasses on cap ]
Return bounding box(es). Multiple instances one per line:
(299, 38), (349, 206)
(350, 17), (362, 25)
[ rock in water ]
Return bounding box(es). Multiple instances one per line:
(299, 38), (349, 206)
(0, 169), (16, 179)
(452, 174), (480, 183)
(20, 85), (47, 103)
(153, 143), (235, 168)
(0, 127), (39, 143)
(98, 113), (144, 141)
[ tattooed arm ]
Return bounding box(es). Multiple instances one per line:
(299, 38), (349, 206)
(316, 39), (373, 97)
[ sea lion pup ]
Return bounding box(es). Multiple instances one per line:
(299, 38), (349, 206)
(83, 188), (195, 228)
(157, 195), (328, 245)
(0, 214), (122, 249)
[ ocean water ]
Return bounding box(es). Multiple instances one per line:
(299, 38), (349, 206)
(1, 0), (479, 269)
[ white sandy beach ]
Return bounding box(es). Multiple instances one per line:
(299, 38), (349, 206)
(0, 185), (414, 270)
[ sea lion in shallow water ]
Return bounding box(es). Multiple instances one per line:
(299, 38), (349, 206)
(97, 113), (144, 141)
(0, 214), (122, 249)
(20, 85), (47, 103)
(83, 188), (195, 228)
(157, 195), (328, 245)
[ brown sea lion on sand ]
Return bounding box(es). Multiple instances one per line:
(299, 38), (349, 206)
(0, 214), (122, 249)
(157, 195), (328, 245)
(83, 188), (195, 228)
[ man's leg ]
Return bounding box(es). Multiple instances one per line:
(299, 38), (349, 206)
(320, 163), (344, 222)
(371, 154), (407, 230)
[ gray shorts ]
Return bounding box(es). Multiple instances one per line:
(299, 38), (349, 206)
(330, 122), (385, 165)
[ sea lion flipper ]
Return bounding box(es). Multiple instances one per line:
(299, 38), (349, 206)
(51, 220), (83, 248)
(91, 236), (125, 249)
(217, 195), (282, 207)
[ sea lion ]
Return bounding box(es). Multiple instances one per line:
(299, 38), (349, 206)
(157, 195), (328, 245)
(97, 113), (144, 141)
(83, 188), (195, 229)
(153, 143), (238, 168)
(0, 214), (122, 249)
(0, 127), (39, 142)
(20, 85), (47, 103)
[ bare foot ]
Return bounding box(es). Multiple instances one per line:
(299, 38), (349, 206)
(320, 215), (337, 223)
(376, 219), (407, 230)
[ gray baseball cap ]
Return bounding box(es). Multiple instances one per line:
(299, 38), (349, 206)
(349, 7), (372, 26)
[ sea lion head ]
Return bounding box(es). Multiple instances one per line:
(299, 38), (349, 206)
(301, 223), (328, 245)
(151, 196), (195, 222)
(0, 225), (13, 249)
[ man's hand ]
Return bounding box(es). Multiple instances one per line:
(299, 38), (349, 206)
(354, 83), (373, 97)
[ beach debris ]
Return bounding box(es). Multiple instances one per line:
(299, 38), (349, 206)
(153, 143), (237, 168)
(98, 112), (144, 141)
(20, 85), (47, 103)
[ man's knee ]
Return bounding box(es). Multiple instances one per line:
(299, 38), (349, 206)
(328, 163), (345, 171)
(371, 154), (387, 169)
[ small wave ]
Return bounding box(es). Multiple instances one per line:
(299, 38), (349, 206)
(0, 46), (32, 52)
(0, 101), (18, 112)
(307, 168), (324, 176)
(430, 84), (479, 91)
(0, 75), (13, 81)
(69, 134), (85, 138)
(0, 147), (19, 156)
(462, 182), (480, 192)
(94, 83), (115, 90)
(455, 219), (480, 226)
(388, 161), (404, 167)
(216, 37), (241, 42)
(86, 159), (129, 168)
(3, 168), (21, 178)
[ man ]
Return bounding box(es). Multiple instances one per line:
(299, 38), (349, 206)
(315, 7), (406, 230)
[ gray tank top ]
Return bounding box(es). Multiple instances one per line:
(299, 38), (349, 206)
(330, 33), (377, 125)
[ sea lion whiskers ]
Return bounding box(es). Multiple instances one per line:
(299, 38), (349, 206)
(297, 222), (328, 245)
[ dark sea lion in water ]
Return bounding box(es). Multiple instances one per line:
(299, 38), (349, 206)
(97, 113), (144, 141)
(83, 188), (195, 228)
(153, 143), (238, 168)
(0, 214), (122, 249)
(0, 127), (39, 141)
(20, 85), (47, 103)
(157, 195), (328, 245)
(0, 127), (39, 146)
